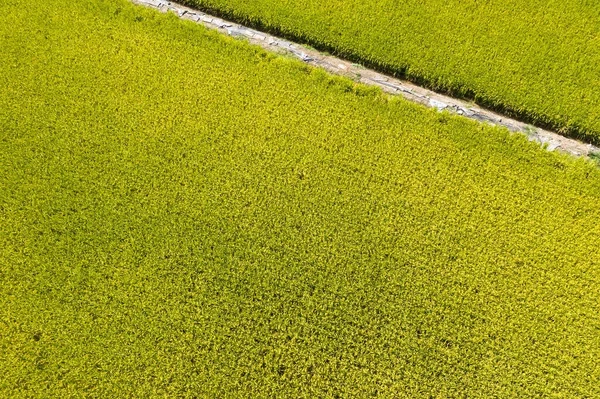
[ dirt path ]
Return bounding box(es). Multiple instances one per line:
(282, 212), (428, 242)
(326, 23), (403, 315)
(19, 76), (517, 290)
(133, 0), (599, 161)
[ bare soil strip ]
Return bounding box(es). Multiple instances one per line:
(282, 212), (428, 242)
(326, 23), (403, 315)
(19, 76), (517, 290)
(132, 0), (599, 161)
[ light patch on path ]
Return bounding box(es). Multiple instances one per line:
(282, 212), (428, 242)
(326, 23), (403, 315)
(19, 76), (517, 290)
(132, 0), (599, 161)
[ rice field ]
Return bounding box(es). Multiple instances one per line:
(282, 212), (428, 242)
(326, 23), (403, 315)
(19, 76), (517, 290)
(182, 0), (600, 145)
(1, 0), (600, 397)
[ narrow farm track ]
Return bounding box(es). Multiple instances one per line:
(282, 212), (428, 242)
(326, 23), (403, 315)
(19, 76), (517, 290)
(133, 0), (599, 162)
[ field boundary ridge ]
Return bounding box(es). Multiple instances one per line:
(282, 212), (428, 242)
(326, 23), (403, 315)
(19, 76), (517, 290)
(132, 0), (600, 161)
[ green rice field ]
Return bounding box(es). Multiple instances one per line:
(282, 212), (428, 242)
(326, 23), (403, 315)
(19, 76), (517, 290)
(183, 0), (600, 145)
(1, 0), (600, 397)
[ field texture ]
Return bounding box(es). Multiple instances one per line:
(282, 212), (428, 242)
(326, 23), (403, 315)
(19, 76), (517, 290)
(182, 0), (600, 145)
(2, 0), (600, 397)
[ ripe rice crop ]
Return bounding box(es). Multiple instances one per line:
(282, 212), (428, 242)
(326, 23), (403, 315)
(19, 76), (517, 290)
(182, 0), (600, 145)
(1, 0), (600, 397)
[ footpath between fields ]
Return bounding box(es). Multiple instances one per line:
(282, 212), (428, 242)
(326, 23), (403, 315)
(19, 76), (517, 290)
(132, 0), (599, 163)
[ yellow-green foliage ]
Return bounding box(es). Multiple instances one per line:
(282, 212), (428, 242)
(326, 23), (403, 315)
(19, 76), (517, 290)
(1, 0), (600, 397)
(183, 0), (600, 145)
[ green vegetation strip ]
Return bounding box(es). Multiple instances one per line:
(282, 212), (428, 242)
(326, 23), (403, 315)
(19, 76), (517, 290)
(2, 0), (600, 396)
(180, 0), (600, 146)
